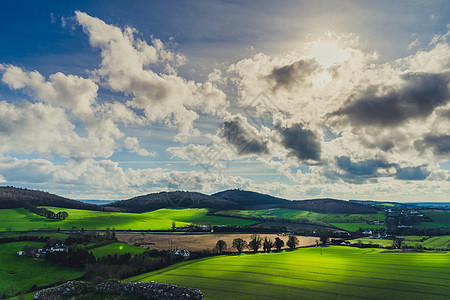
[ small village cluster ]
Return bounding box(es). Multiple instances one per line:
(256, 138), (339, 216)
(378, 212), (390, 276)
(17, 244), (67, 258)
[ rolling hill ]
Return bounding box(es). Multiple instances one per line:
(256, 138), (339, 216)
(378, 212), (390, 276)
(212, 189), (288, 209)
(283, 198), (379, 214)
(104, 191), (241, 212)
(214, 190), (379, 214)
(1, 187), (380, 215)
(0, 187), (101, 210)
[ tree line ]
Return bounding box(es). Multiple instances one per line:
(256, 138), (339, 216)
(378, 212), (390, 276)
(23, 202), (69, 220)
(215, 234), (300, 255)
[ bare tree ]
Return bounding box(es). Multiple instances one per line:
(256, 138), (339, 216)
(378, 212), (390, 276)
(216, 240), (227, 254)
(393, 238), (403, 249)
(287, 235), (299, 249)
(320, 231), (329, 246)
(263, 237), (274, 252)
(248, 234), (262, 253)
(274, 237), (285, 251)
(232, 238), (247, 254)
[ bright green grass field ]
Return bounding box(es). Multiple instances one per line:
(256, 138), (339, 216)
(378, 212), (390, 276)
(349, 236), (450, 250)
(217, 208), (386, 231)
(0, 241), (84, 295)
(418, 211), (450, 228)
(0, 208), (257, 231)
(127, 246), (450, 300)
(89, 242), (147, 258)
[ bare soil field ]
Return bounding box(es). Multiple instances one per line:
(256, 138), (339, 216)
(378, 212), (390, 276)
(116, 232), (317, 252)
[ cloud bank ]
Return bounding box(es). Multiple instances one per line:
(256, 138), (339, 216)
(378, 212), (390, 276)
(0, 11), (449, 201)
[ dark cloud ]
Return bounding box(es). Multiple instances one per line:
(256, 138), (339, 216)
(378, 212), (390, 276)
(438, 108), (450, 119)
(332, 156), (432, 183)
(336, 156), (394, 177)
(332, 156), (394, 184)
(395, 166), (430, 180)
(266, 58), (320, 92)
(276, 123), (321, 161)
(221, 115), (268, 155)
(331, 72), (450, 127)
(415, 134), (450, 156)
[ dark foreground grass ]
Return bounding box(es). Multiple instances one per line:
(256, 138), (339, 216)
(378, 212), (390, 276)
(0, 241), (84, 296)
(419, 210), (450, 228)
(127, 246), (450, 300)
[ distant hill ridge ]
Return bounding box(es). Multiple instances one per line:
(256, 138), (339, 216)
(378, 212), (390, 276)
(212, 190), (378, 214)
(212, 189), (288, 209)
(0, 186), (379, 214)
(104, 191), (241, 212)
(0, 186), (101, 210)
(282, 198), (378, 214)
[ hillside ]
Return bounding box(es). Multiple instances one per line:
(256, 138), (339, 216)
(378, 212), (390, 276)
(0, 187), (380, 214)
(105, 191), (241, 212)
(212, 189), (289, 209)
(213, 190), (378, 214)
(0, 186), (101, 210)
(283, 198), (379, 214)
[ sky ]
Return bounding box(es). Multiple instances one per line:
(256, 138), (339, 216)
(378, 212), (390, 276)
(0, 0), (449, 202)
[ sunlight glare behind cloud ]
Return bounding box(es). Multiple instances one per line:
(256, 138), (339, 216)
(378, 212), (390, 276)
(309, 41), (351, 68)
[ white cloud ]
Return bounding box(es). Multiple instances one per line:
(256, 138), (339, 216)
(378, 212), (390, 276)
(0, 154), (253, 199)
(213, 30), (450, 185)
(407, 38), (419, 50)
(124, 137), (156, 157)
(1, 12), (449, 201)
(0, 100), (105, 159)
(1, 65), (98, 119)
(75, 11), (228, 141)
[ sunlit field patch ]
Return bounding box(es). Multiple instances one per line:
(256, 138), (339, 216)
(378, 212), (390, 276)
(127, 246), (450, 300)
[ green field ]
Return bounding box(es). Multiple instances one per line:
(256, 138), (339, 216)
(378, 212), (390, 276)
(0, 208), (257, 231)
(127, 246), (450, 299)
(0, 241), (84, 297)
(349, 235), (450, 250)
(418, 210), (450, 228)
(216, 208), (386, 231)
(329, 222), (387, 231)
(89, 242), (147, 258)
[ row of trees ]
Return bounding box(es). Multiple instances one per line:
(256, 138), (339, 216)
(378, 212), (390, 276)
(216, 235), (300, 255)
(23, 202), (68, 220)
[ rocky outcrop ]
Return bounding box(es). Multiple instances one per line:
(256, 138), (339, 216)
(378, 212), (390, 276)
(33, 281), (94, 299)
(33, 280), (203, 300)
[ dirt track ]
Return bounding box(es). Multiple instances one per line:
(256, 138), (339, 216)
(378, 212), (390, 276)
(116, 233), (318, 252)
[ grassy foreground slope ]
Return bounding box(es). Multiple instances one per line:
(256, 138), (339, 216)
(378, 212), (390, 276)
(128, 246), (450, 300)
(216, 208), (386, 230)
(0, 207), (256, 231)
(0, 241), (83, 296)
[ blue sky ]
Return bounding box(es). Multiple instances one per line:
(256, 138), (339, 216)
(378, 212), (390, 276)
(0, 1), (449, 201)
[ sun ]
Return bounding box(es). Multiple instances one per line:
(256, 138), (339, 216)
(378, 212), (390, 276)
(309, 41), (351, 68)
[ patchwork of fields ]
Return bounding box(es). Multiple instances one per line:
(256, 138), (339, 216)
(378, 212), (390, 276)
(349, 235), (450, 250)
(419, 210), (450, 228)
(0, 241), (83, 297)
(215, 208), (386, 231)
(0, 207), (257, 231)
(128, 246), (450, 299)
